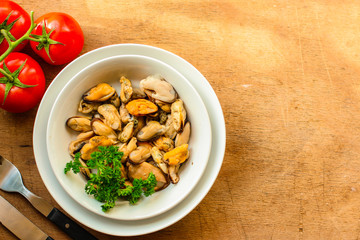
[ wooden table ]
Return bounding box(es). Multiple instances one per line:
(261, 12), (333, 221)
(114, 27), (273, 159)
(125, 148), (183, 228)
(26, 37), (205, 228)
(1, 0), (360, 239)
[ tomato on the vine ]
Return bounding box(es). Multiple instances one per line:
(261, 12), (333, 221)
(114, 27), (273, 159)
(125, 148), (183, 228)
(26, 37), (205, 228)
(0, 1), (31, 54)
(0, 52), (45, 113)
(30, 12), (84, 65)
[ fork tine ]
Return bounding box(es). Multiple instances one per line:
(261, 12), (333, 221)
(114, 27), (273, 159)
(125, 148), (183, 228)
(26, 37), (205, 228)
(0, 155), (23, 192)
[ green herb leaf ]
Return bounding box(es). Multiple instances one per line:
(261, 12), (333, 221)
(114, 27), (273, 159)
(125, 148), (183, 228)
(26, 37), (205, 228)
(64, 152), (82, 174)
(64, 145), (157, 212)
(142, 172), (157, 197)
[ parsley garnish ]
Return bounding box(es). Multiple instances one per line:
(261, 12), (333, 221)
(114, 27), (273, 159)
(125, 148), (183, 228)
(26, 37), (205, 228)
(64, 145), (157, 212)
(64, 152), (82, 174)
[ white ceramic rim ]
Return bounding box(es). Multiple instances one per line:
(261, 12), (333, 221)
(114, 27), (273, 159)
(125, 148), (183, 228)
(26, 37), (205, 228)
(46, 54), (212, 220)
(33, 44), (226, 236)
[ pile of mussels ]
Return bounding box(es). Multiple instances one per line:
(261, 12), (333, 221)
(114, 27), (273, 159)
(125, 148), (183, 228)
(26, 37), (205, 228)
(66, 75), (191, 191)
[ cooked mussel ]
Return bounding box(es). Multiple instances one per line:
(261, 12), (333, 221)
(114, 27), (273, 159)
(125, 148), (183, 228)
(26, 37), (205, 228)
(127, 162), (168, 191)
(79, 158), (91, 179)
(168, 164), (180, 184)
(81, 135), (114, 160)
(68, 131), (94, 157)
(136, 121), (167, 141)
(133, 116), (145, 136)
(78, 99), (100, 114)
(163, 144), (189, 165)
(153, 136), (174, 152)
(150, 146), (168, 174)
(66, 116), (92, 132)
(97, 104), (122, 131)
(120, 76), (133, 103)
(118, 121), (134, 143)
(126, 99), (158, 116)
(132, 88), (147, 99)
(91, 118), (118, 141)
(155, 100), (171, 113)
(175, 122), (191, 147)
(118, 137), (137, 162)
(83, 83), (116, 102)
(140, 75), (177, 103)
(164, 115), (177, 139)
(108, 92), (121, 108)
(129, 145), (151, 164)
(119, 103), (132, 124)
(171, 99), (186, 132)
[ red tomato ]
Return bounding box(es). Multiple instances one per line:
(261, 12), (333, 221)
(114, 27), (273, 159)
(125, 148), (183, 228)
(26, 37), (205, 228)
(0, 1), (31, 54)
(30, 12), (84, 65)
(0, 52), (45, 113)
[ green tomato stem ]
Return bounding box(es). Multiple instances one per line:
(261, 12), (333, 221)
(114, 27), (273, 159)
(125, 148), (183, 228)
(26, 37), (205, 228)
(0, 11), (37, 62)
(1, 29), (13, 46)
(0, 67), (13, 81)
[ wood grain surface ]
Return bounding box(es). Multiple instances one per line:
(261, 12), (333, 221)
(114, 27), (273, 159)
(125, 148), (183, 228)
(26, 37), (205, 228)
(1, 0), (360, 239)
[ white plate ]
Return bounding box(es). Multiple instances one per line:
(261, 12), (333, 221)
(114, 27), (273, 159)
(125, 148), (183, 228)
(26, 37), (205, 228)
(47, 54), (212, 220)
(33, 44), (226, 236)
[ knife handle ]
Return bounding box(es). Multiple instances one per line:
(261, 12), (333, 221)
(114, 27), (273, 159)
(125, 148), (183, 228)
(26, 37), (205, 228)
(47, 208), (98, 240)
(46, 237), (54, 240)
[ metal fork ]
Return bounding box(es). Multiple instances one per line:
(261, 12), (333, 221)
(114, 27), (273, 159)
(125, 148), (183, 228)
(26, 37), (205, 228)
(0, 155), (97, 240)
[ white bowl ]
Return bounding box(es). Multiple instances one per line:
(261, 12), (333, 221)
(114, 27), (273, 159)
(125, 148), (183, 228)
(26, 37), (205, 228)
(46, 54), (212, 221)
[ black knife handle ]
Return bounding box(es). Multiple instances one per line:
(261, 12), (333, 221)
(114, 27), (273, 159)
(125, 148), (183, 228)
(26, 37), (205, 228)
(46, 237), (54, 240)
(47, 208), (98, 240)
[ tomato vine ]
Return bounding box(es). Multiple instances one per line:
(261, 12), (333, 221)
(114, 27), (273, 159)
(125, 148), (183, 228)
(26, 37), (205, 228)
(0, 10), (63, 107)
(1, 11), (34, 62)
(0, 10), (65, 71)
(0, 2), (83, 112)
